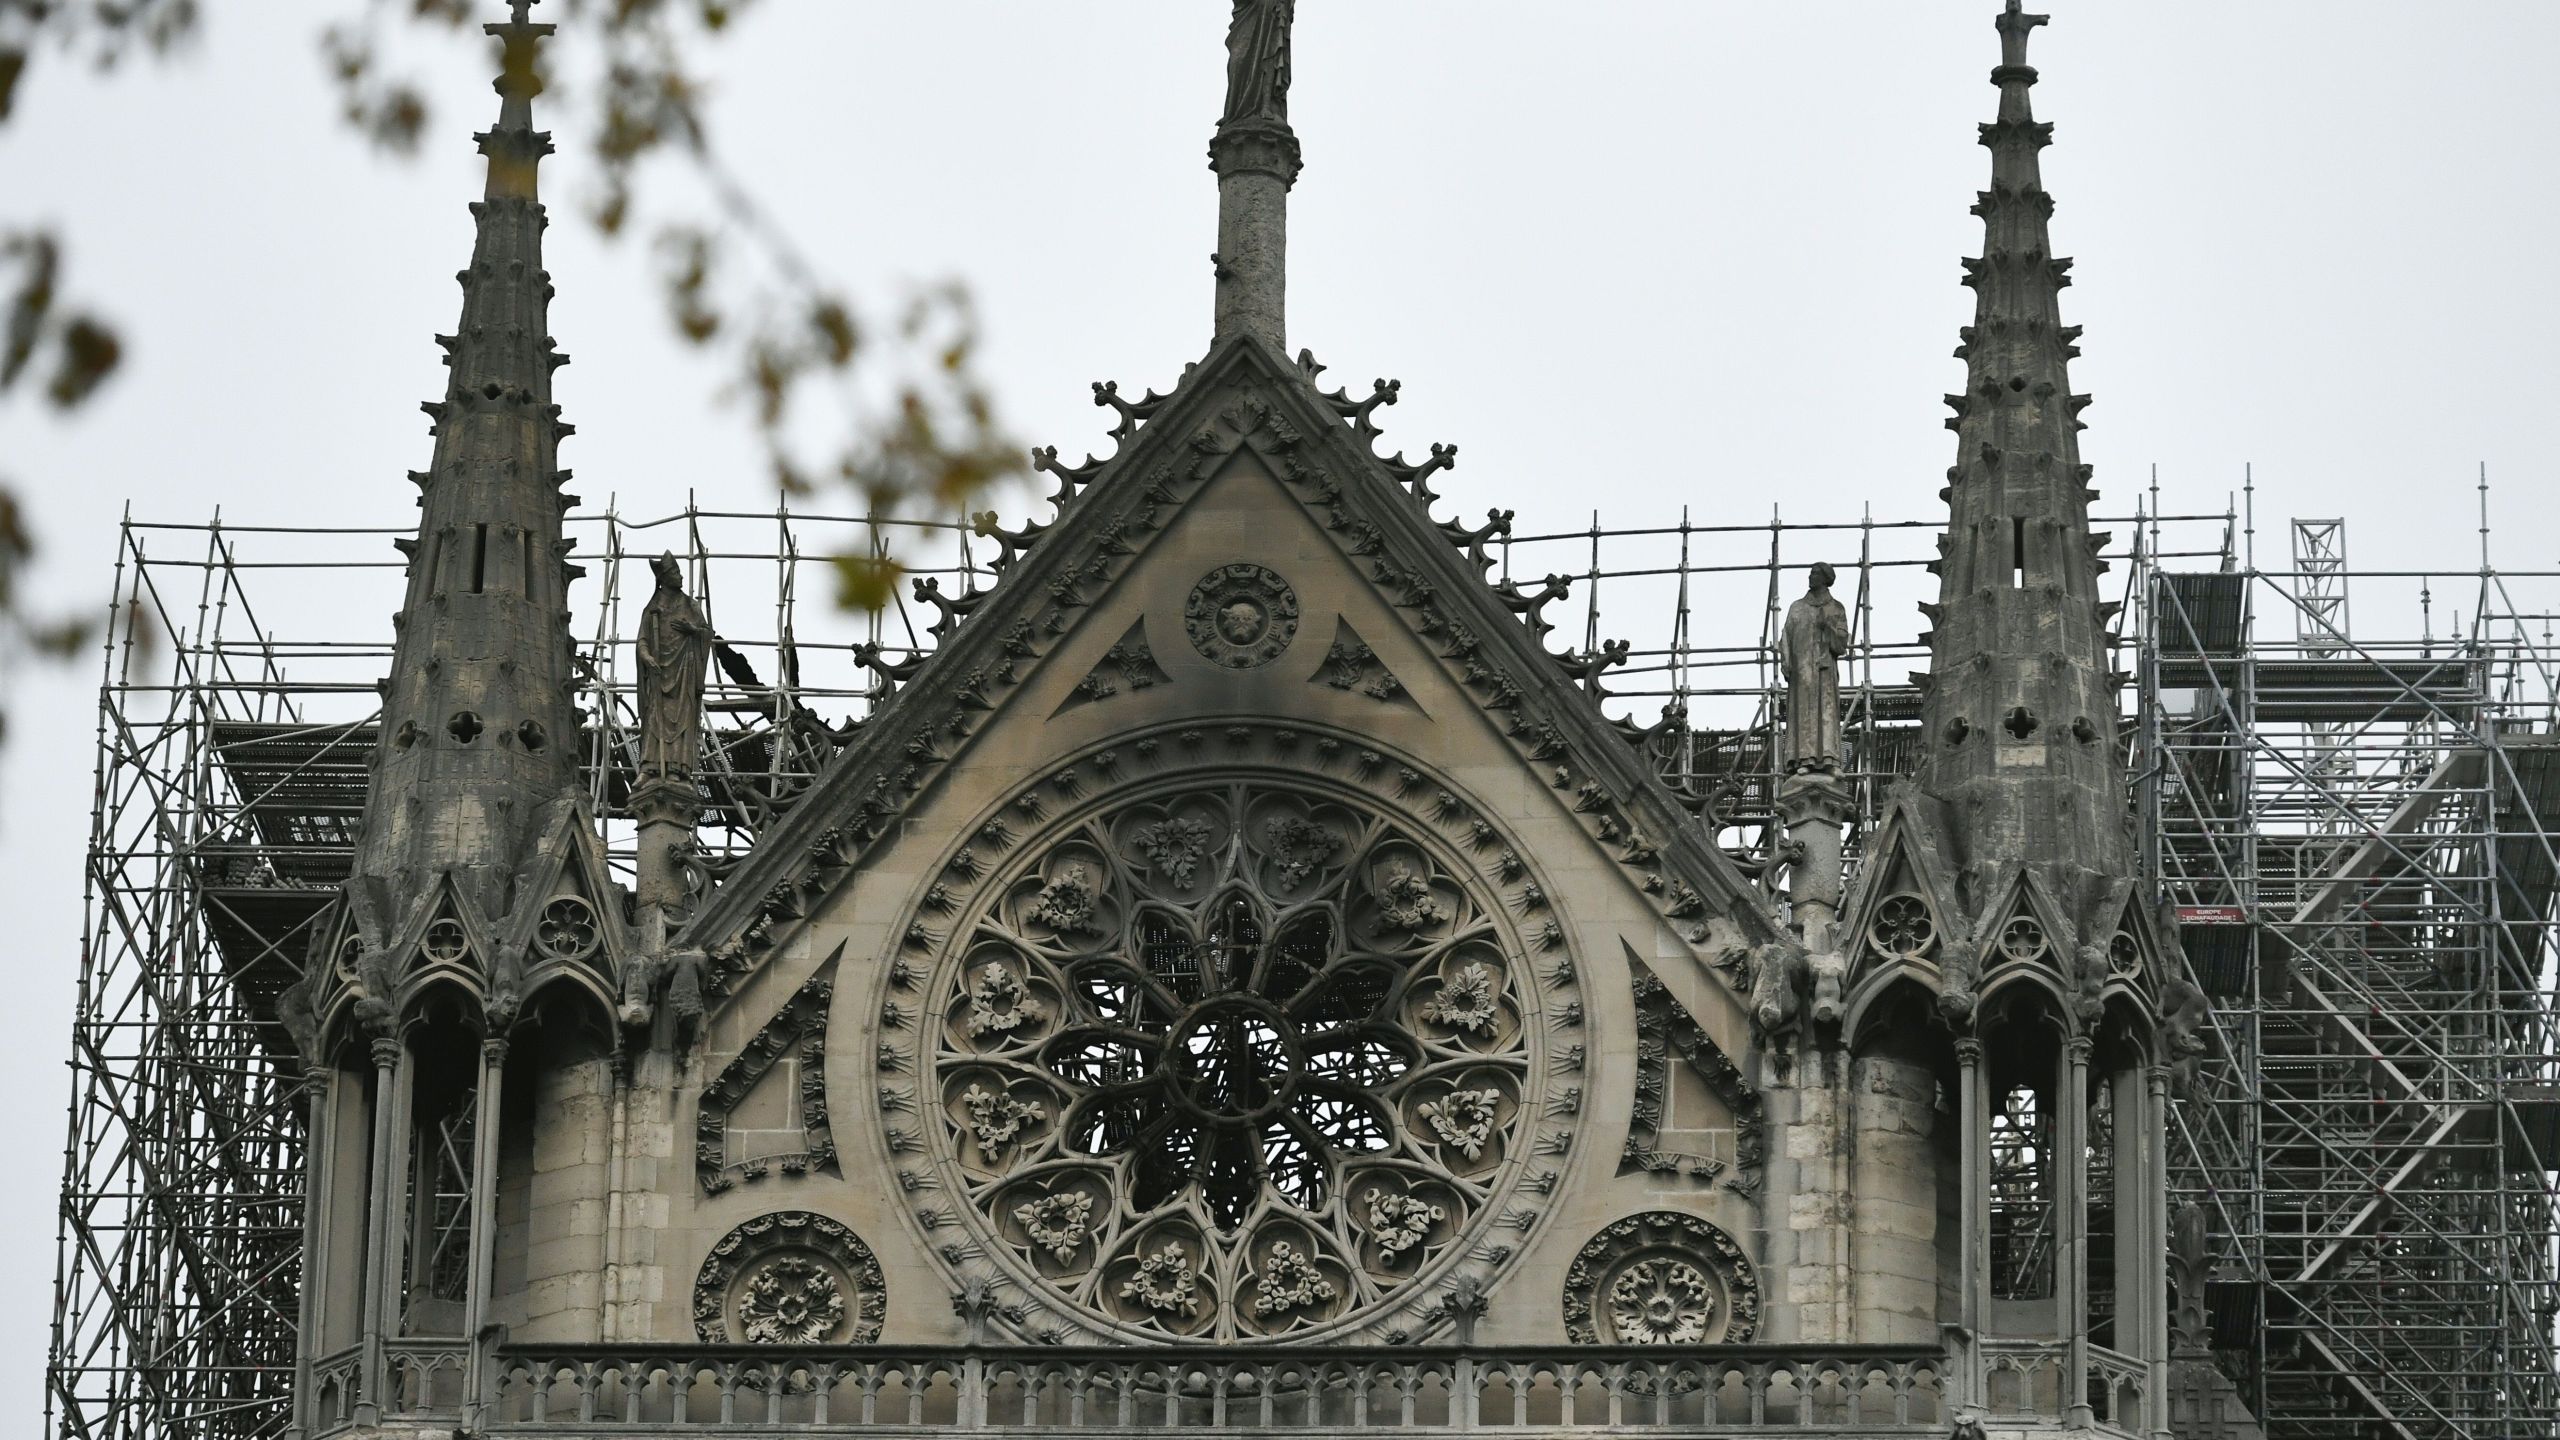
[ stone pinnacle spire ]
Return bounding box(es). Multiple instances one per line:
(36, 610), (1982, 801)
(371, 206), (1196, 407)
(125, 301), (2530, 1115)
(1914, 0), (2131, 905)
(1209, 0), (1299, 347)
(344, 0), (586, 985)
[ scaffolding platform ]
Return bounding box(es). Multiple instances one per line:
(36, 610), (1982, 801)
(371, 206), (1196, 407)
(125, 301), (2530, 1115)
(44, 491), (2560, 1440)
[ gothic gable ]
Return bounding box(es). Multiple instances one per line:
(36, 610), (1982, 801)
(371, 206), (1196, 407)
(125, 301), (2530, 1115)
(1839, 789), (1969, 1032)
(662, 334), (1786, 1349)
(683, 333), (1781, 1002)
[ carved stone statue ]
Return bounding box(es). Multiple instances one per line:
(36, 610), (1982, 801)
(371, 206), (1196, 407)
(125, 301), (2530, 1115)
(2169, 1200), (2212, 1353)
(1748, 937), (1810, 1048)
(1220, 0), (1294, 128)
(2160, 971), (2213, 1098)
(2070, 940), (2108, 1025)
(636, 552), (712, 782)
(1779, 562), (1850, 774)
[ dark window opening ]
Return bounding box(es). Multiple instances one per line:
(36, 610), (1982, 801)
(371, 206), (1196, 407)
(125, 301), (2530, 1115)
(470, 523), (488, 595)
(398, 1026), (481, 1337)
(2011, 516), (2028, 587)
(2086, 1085), (2118, 1348)
(1989, 1084), (2055, 1301)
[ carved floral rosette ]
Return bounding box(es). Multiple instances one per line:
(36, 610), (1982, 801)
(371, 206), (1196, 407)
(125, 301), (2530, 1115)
(879, 729), (1576, 1343)
(1561, 1211), (1759, 1345)
(1184, 563), (1300, 669)
(694, 1210), (887, 1344)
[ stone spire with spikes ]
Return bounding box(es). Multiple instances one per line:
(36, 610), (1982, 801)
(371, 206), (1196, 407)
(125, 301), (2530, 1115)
(1209, 0), (1299, 347)
(1912, 1), (2130, 1000)
(343, 0), (588, 993)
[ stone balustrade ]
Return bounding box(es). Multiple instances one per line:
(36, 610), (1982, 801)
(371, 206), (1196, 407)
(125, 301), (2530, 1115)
(428, 1344), (1949, 1435)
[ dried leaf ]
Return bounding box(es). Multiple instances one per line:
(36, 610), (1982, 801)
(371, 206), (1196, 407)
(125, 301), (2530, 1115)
(45, 316), (121, 409)
(831, 553), (902, 614)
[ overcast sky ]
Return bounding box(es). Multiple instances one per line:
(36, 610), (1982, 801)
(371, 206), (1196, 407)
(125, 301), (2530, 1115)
(6, 0), (2558, 1411)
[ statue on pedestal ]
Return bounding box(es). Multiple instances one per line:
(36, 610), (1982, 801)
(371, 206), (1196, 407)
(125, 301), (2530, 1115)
(636, 552), (711, 784)
(1779, 562), (1850, 774)
(1221, 0), (1294, 128)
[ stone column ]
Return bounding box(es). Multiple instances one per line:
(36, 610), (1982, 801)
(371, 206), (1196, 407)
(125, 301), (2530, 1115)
(1209, 121), (1300, 348)
(461, 1037), (508, 1424)
(631, 779), (699, 931)
(510, 1048), (614, 1341)
(288, 1068), (336, 1440)
(2062, 1036), (2095, 1428)
(355, 1035), (404, 1426)
(1850, 1047), (1942, 1342)
(2145, 1062), (2174, 1440)
(604, 1047), (676, 1341)
(1953, 1037), (1986, 1413)
(1774, 1048), (1852, 1341)
(1779, 770), (1856, 1022)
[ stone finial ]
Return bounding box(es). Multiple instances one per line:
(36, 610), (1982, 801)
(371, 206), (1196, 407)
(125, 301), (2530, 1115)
(481, 0), (554, 200)
(1440, 1272), (1490, 1345)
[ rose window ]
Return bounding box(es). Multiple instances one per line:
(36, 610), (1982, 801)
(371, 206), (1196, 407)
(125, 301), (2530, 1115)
(917, 775), (1544, 1340)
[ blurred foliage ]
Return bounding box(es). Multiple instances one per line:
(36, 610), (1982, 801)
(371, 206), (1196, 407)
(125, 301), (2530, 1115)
(0, 0), (1024, 744)
(0, 0), (199, 711)
(317, 0), (1027, 604)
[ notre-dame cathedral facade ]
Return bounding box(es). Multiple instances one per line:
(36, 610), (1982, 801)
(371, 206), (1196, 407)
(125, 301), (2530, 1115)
(277, 4), (2249, 1438)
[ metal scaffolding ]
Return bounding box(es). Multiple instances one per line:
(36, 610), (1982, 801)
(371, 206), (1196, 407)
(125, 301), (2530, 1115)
(45, 480), (2560, 1440)
(2134, 496), (2560, 1438)
(44, 502), (983, 1440)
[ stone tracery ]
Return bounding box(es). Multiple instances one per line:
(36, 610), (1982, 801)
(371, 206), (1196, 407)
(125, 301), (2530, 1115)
(903, 765), (1556, 1340)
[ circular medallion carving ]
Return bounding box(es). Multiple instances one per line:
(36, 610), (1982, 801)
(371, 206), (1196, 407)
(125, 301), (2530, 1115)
(1562, 1211), (1759, 1345)
(694, 1211), (887, 1344)
(886, 738), (1571, 1343)
(1184, 563), (1299, 669)
(2108, 929), (2142, 978)
(1868, 894), (1935, 960)
(535, 895), (600, 961)
(1996, 913), (2048, 963)
(421, 918), (469, 965)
